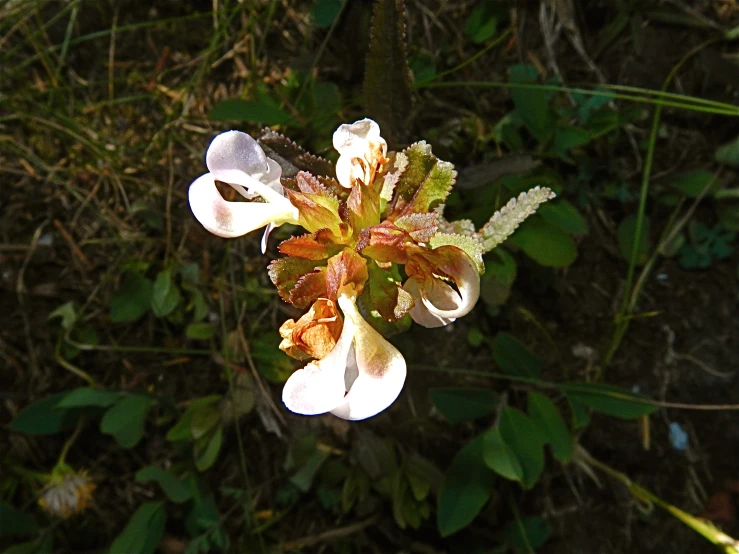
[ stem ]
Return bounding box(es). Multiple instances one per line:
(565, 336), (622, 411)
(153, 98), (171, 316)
(600, 38), (720, 372)
(582, 450), (739, 553)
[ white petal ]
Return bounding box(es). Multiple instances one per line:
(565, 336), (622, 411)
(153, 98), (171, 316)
(404, 277), (457, 328)
(188, 174), (296, 238)
(206, 130), (271, 181)
(330, 294), (407, 421)
(282, 317), (356, 415)
(421, 254), (480, 320)
(332, 119), (382, 157)
(261, 222), (276, 253)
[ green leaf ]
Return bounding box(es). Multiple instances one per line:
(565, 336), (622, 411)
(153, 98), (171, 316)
(190, 401), (221, 440)
(498, 407), (546, 488)
(505, 516), (553, 552)
(527, 392), (573, 462)
(166, 396), (221, 442)
(57, 387), (120, 409)
(537, 200), (588, 235)
(209, 98), (295, 126)
(669, 170), (717, 198)
(409, 52), (436, 83)
(366, 262), (413, 322)
(509, 65), (554, 142)
(109, 502), (166, 554)
(185, 322), (216, 341)
(562, 382), (658, 419)
(507, 216), (578, 267)
(715, 135), (739, 166)
(429, 233), (484, 274)
(617, 213), (651, 266)
(290, 449), (330, 492)
(482, 428), (523, 482)
(9, 393), (81, 435)
(568, 397), (590, 429)
(48, 301), (77, 329)
(392, 142), (456, 215)
(552, 125), (592, 161)
(492, 332), (541, 378)
(465, 1), (505, 44)
(0, 502), (38, 537)
(481, 248), (517, 307)
(5, 535), (53, 554)
(100, 395), (154, 448)
(151, 269), (181, 318)
(110, 273), (153, 323)
(430, 388), (499, 424)
(194, 425), (223, 472)
(437, 434), (497, 536)
(364, 0), (412, 147)
(312, 0), (343, 28)
(135, 466), (193, 504)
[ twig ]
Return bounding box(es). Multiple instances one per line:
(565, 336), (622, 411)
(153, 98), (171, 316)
(53, 219), (93, 271)
(278, 515), (379, 551)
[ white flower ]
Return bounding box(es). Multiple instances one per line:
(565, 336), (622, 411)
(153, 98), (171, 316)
(188, 131), (299, 252)
(332, 119), (388, 189)
(38, 472), (96, 519)
(404, 251), (480, 328)
(282, 289), (406, 421)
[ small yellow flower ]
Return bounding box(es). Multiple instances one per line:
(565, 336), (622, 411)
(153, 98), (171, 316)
(38, 472), (96, 519)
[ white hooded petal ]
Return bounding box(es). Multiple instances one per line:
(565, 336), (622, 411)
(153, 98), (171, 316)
(330, 294), (407, 421)
(282, 316), (356, 415)
(332, 119), (384, 158)
(189, 174), (296, 238)
(404, 277), (457, 328)
(206, 130), (273, 182)
(420, 253), (480, 320)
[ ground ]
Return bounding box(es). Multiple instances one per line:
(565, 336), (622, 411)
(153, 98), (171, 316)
(1, 1), (738, 553)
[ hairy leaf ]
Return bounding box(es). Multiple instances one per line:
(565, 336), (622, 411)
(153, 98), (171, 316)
(268, 257), (326, 306)
(391, 142), (455, 216)
(367, 262), (413, 321)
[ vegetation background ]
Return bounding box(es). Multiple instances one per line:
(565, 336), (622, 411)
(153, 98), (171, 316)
(1, 0), (738, 553)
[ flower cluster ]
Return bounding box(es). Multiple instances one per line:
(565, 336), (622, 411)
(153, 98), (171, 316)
(190, 119), (554, 420)
(38, 470), (96, 519)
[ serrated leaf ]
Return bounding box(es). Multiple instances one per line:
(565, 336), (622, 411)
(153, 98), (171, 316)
(268, 257), (327, 307)
(482, 428), (524, 482)
(9, 393), (82, 435)
(135, 466), (193, 504)
(437, 434), (497, 536)
(430, 388), (499, 423)
(109, 502), (166, 554)
(111, 273), (152, 323)
(259, 129), (337, 178)
(527, 391), (573, 462)
(429, 233), (484, 274)
(562, 382), (658, 419)
(617, 214), (650, 266)
(498, 407), (546, 488)
(537, 200), (588, 235)
(100, 395), (153, 448)
(492, 332), (541, 378)
(392, 142), (456, 216)
(364, 0), (412, 147)
(56, 387), (120, 409)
